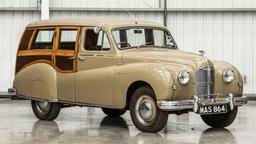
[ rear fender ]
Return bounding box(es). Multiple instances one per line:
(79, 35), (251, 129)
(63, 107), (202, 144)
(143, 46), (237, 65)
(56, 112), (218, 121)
(13, 63), (57, 101)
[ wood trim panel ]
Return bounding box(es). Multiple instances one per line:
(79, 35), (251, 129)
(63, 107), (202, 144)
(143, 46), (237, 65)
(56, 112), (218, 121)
(17, 30), (26, 51)
(19, 59), (73, 74)
(27, 30), (37, 50)
(17, 50), (52, 56)
(55, 50), (75, 57)
(54, 26), (81, 72)
(53, 27), (60, 67)
(16, 26), (82, 74)
(32, 26), (56, 30)
(20, 60), (53, 72)
(74, 27), (81, 72)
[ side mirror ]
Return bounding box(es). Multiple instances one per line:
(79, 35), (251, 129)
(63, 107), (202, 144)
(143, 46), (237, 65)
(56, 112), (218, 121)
(94, 25), (102, 34)
(169, 39), (175, 47)
(198, 50), (205, 56)
(166, 35), (176, 48)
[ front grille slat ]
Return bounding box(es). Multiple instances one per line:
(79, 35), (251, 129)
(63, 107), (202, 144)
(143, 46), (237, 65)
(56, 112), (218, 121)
(195, 68), (215, 99)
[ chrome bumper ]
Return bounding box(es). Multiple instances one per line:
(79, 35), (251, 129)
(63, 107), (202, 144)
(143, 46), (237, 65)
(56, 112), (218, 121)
(157, 94), (248, 113)
(8, 88), (17, 95)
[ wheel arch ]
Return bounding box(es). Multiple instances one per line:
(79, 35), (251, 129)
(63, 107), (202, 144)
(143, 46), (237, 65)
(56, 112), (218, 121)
(113, 63), (174, 109)
(125, 80), (154, 109)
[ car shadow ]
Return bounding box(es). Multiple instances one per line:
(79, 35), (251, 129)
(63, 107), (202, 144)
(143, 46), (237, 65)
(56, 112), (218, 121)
(21, 117), (237, 144)
(100, 116), (129, 129)
(198, 128), (237, 144)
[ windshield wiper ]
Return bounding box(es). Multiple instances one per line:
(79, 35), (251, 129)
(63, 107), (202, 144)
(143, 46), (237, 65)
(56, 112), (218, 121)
(119, 44), (176, 50)
(157, 44), (177, 49)
(122, 45), (169, 49)
(138, 44), (157, 48)
(138, 42), (155, 48)
(120, 43), (153, 49)
(119, 46), (139, 50)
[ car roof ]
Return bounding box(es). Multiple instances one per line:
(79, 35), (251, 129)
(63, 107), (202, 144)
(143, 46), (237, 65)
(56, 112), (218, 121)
(27, 17), (164, 28)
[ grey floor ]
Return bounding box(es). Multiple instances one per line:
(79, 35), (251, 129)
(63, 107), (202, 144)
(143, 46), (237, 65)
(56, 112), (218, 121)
(0, 99), (255, 144)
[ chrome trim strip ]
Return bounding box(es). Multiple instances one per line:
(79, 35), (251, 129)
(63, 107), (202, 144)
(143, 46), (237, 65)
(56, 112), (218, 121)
(14, 94), (120, 109)
(58, 100), (118, 109)
(157, 100), (194, 110)
(14, 94), (56, 102)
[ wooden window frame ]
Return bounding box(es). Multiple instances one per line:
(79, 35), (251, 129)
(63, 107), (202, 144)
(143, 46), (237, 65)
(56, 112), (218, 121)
(54, 26), (81, 73)
(16, 26), (81, 74)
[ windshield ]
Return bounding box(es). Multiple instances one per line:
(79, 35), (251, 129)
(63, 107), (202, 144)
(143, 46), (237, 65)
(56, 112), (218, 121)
(112, 27), (177, 50)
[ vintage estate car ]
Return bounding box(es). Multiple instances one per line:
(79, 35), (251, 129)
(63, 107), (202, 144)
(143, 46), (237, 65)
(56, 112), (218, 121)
(10, 18), (247, 133)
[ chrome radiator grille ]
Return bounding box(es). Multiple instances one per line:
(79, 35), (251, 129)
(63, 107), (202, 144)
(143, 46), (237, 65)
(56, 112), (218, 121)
(195, 68), (215, 99)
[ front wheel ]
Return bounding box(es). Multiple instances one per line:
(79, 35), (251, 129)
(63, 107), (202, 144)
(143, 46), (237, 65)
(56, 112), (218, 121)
(130, 86), (168, 133)
(31, 100), (61, 121)
(201, 107), (238, 128)
(101, 108), (126, 117)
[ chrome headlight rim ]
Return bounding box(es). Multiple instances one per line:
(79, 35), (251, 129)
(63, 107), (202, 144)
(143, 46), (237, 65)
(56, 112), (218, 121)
(178, 70), (190, 85)
(222, 69), (234, 83)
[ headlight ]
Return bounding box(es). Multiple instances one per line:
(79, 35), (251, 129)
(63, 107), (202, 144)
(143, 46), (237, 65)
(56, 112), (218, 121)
(222, 69), (234, 83)
(178, 70), (190, 85)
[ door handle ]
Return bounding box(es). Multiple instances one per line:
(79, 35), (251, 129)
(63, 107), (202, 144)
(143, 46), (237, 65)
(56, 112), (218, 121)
(68, 56), (76, 60)
(78, 55), (86, 61)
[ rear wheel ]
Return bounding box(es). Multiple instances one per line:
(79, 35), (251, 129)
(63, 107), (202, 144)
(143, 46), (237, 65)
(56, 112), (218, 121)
(31, 100), (61, 121)
(101, 108), (126, 117)
(200, 107), (238, 128)
(129, 86), (168, 133)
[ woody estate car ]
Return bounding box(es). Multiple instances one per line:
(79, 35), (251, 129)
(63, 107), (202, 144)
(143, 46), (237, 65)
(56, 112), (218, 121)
(10, 18), (247, 133)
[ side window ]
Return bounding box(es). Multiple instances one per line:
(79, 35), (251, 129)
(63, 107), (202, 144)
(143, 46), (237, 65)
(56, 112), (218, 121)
(59, 29), (77, 50)
(84, 29), (110, 51)
(18, 29), (34, 50)
(31, 29), (55, 49)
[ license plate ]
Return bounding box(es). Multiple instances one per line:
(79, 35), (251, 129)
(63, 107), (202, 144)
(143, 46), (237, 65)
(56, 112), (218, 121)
(198, 104), (227, 115)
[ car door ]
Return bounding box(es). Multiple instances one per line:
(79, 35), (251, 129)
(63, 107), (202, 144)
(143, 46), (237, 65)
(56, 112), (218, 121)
(75, 27), (117, 106)
(54, 26), (80, 102)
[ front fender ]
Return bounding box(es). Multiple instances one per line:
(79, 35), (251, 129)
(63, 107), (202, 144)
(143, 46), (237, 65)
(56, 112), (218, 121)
(213, 61), (243, 97)
(13, 63), (57, 100)
(113, 63), (174, 108)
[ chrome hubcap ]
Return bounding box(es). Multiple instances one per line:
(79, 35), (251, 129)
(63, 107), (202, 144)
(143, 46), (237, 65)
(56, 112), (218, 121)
(135, 95), (157, 126)
(36, 101), (50, 113)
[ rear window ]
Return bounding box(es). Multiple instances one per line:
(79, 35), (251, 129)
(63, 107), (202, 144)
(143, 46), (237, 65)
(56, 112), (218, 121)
(18, 29), (34, 50)
(31, 29), (55, 50)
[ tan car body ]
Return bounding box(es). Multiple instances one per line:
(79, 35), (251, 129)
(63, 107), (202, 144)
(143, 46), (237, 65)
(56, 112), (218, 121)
(13, 18), (244, 110)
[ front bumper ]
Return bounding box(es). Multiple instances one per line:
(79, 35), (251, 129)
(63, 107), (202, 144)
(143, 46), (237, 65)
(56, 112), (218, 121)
(157, 93), (247, 113)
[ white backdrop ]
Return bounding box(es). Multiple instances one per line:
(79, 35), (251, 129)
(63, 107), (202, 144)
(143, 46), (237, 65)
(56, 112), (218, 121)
(0, 0), (256, 95)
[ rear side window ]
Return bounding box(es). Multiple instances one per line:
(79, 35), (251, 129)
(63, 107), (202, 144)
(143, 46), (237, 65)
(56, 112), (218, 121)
(59, 29), (77, 50)
(31, 29), (55, 49)
(18, 29), (34, 50)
